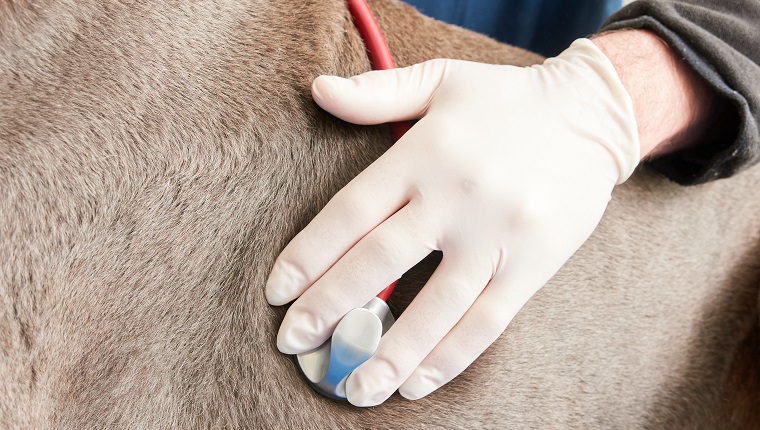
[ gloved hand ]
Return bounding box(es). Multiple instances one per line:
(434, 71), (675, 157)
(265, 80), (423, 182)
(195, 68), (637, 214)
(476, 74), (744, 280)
(266, 38), (639, 407)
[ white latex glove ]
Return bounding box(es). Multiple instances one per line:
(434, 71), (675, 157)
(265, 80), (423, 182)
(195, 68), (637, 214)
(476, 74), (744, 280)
(266, 38), (639, 407)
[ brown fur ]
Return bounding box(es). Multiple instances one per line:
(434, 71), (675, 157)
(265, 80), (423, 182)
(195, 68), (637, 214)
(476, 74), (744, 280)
(1, 0), (758, 428)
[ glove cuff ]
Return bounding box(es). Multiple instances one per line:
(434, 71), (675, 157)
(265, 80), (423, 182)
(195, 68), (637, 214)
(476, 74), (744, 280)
(558, 38), (641, 184)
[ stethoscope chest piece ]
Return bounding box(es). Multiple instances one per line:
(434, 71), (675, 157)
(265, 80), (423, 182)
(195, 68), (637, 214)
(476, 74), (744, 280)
(295, 297), (394, 400)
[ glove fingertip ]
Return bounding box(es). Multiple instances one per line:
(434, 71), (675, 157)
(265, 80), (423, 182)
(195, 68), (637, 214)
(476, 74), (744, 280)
(311, 75), (349, 105)
(264, 282), (292, 306)
(265, 259), (307, 306)
(276, 315), (324, 355)
(346, 371), (391, 407)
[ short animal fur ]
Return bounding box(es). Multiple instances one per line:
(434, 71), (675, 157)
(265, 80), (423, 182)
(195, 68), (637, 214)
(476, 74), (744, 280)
(1, 0), (758, 428)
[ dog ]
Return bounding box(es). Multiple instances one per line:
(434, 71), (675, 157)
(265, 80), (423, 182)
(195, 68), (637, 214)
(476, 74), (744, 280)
(1, 0), (758, 428)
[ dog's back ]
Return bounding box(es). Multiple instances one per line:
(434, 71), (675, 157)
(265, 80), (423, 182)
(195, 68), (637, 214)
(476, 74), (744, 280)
(2, 1), (759, 428)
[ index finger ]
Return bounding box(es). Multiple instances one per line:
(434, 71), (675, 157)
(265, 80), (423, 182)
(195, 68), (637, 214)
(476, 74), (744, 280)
(265, 141), (414, 306)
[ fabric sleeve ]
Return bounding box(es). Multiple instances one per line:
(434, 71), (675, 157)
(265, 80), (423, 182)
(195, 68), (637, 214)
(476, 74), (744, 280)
(600, 0), (760, 185)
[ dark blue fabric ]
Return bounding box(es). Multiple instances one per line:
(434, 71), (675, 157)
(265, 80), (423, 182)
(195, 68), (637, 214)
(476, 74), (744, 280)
(404, 0), (622, 56)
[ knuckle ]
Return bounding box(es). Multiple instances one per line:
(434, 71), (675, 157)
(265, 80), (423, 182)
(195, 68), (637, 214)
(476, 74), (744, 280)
(478, 297), (515, 332)
(365, 229), (405, 266)
(331, 185), (379, 227)
(417, 58), (450, 83)
(427, 277), (477, 314)
(507, 192), (550, 230)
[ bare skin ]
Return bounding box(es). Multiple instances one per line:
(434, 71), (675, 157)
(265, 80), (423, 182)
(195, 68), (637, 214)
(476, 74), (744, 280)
(592, 29), (718, 158)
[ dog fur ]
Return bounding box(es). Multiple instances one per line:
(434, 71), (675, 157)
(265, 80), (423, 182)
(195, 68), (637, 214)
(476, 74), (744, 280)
(1, 0), (759, 428)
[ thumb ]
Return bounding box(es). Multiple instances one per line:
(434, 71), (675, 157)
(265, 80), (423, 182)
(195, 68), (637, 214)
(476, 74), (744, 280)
(311, 59), (448, 125)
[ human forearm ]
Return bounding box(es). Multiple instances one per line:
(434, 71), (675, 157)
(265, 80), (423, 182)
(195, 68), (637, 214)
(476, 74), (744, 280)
(592, 29), (718, 159)
(600, 0), (760, 184)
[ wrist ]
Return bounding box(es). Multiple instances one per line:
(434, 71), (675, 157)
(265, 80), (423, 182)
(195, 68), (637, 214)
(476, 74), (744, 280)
(591, 30), (716, 159)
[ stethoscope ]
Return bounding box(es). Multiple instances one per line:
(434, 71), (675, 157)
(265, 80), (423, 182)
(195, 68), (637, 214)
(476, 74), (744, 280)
(294, 0), (413, 400)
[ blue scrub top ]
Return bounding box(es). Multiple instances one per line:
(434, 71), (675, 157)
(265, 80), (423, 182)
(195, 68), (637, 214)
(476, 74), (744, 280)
(403, 0), (622, 57)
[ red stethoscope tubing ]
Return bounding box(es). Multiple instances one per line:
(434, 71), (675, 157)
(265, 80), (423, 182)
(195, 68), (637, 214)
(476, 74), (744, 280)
(346, 0), (412, 302)
(346, 0), (414, 142)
